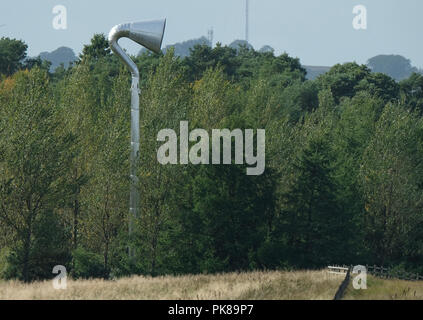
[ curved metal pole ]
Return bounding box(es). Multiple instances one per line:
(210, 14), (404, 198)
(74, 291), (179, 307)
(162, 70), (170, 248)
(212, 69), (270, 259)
(109, 20), (165, 259)
(109, 25), (141, 256)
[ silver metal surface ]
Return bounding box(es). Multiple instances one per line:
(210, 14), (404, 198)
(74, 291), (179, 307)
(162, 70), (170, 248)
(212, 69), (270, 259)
(108, 19), (166, 256)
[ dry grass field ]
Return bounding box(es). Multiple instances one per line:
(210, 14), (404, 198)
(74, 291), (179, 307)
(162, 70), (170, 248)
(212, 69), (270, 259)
(344, 275), (423, 300)
(0, 270), (343, 300)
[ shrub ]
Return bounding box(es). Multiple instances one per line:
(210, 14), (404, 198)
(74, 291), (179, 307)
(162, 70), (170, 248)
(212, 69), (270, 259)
(71, 247), (106, 279)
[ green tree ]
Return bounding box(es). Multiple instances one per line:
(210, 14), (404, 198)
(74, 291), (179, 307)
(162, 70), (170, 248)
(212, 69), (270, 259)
(318, 62), (371, 103)
(279, 136), (349, 268)
(0, 37), (28, 76)
(0, 68), (75, 281)
(183, 164), (275, 273)
(133, 50), (190, 276)
(360, 104), (423, 268)
(80, 72), (129, 277)
(367, 55), (418, 81)
(355, 72), (399, 103)
(400, 72), (423, 114)
(60, 63), (97, 250)
(331, 92), (386, 261)
(183, 43), (239, 81)
(80, 34), (111, 61)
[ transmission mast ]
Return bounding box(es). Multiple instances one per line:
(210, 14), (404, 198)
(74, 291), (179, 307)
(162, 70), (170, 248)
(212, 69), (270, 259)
(208, 27), (214, 47)
(245, 0), (249, 43)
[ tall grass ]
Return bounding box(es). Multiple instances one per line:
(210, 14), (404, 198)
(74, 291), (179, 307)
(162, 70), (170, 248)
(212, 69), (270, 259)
(0, 270), (342, 300)
(344, 275), (423, 300)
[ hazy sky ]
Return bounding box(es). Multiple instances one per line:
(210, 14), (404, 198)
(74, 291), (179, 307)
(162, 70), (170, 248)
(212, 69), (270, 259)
(1, 0), (422, 67)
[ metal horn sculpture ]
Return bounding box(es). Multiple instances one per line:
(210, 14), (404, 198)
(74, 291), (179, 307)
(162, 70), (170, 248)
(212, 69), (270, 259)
(108, 19), (166, 256)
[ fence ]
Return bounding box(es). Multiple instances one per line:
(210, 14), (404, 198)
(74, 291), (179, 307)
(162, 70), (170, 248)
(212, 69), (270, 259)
(329, 265), (351, 300)
(329, 264), (423, 300)
(364, 265), (423, 281)
(329, 264), (423, 282)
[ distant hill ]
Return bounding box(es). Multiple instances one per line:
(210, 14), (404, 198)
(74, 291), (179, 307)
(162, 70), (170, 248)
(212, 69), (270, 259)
(140, 38), (260, 58)
(304, 54), (423, 81)
(34, 43), (422, 83)
(367, 54), (422, 81)
(259, 45), (275, 54)
(139, 36), (211, 58)
(39, 47), (77, 72)
(229, 40), (254, 51)
(304, 66), (331, 80)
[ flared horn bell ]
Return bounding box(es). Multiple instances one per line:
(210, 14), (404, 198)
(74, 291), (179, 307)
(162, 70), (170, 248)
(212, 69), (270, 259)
(129, 19), (166, 54)
(108, 19), (166, 54)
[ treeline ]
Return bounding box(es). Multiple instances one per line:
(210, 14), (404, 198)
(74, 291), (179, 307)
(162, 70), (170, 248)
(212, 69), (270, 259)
(0, 35), (422, 282)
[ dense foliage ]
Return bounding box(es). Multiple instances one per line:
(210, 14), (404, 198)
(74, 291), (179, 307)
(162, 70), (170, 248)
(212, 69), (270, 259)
(0, 35), (422, 282)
